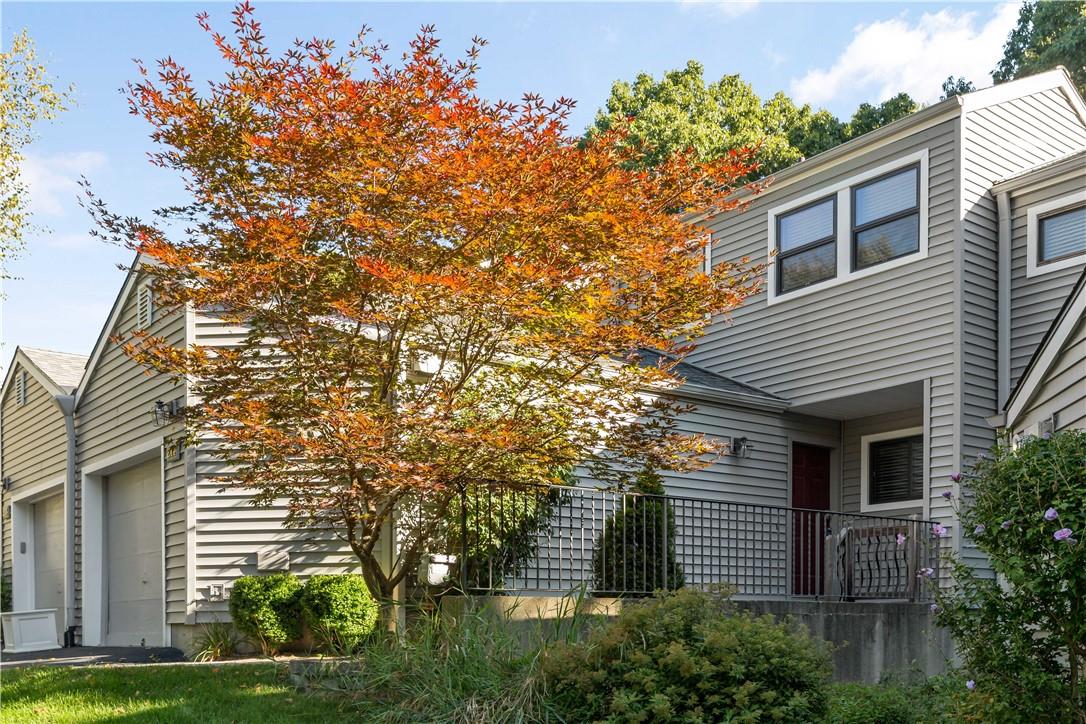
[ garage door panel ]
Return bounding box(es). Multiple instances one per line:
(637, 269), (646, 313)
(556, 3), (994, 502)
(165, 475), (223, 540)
(33, 494), (64, 613)
(105, 459), (162, 646)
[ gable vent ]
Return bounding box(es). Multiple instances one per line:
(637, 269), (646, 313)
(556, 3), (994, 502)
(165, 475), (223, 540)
(14, 370), (28, 406)
(137, 283), (155, 329)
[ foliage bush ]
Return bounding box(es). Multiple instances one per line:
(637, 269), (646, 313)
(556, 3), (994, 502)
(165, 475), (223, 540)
(825, 675), (957, 724)
(300, 574), (379, 653)
(592, 467), (683, 594)
(542, 588), (831, 723)
(228, 573), (302, 655)
(191, 620), (245, 662)
(932, 429), (1086, 722)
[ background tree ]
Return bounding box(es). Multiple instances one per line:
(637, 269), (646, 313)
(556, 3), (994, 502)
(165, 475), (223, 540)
(995, 1), (1086, 96)
(940, 75), (976, 100)
(90, 5), (764, 603)
(590, 61), (918, 174)
(0, 30), (69, 279)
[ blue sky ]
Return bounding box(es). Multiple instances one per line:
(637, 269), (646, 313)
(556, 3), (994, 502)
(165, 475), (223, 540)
(3, 1), (1018, 372)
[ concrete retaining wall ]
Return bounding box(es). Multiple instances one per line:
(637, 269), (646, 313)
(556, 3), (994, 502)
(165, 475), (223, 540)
(446, 595), (952, 683)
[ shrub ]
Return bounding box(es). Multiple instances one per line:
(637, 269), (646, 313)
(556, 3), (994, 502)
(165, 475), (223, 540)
(543, 588), (831, 723)
(932, 430), (1086, 722)
(825, 676), (958, 724)
(228, 573), (302, 655)
(191, 620), (244, 662)
(300, 574), (379, 653)
(592, 467), (683, 594)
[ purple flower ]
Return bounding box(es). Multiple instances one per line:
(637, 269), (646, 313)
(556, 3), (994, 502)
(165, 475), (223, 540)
(974, 524), (986, 536)
(918, 567), (935, 578)
(949, 472), (962, 483)
(1001, 520), (1013, 530)
(930, 603), (940, 614)
(1054, 528), (1074, 542)
(966, 679), (975, 690)
(896, 533), (907, 546)
(941, 490), (953, 500)
(932, 523), (949, 538)
(1044, 507), (1058, 521)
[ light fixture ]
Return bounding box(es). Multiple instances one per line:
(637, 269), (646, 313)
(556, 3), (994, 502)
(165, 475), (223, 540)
(733, 437), (753, 459)
(1, 476), (11, 492)
(152, 398), (185, 427)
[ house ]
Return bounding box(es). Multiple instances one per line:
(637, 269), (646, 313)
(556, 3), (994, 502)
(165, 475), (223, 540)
(1, 68), (1084, 653)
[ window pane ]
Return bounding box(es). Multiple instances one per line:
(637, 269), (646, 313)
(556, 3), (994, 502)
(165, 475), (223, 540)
(870, 436), (922, 505)
(855, 214), (920, 269)
(780, 240), (835, 293)
(855, 167), (917, 226)
(1041, 206), (1086, 262)
(779, 198), (834, 252)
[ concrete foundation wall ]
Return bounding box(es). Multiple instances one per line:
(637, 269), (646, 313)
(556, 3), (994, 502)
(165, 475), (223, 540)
(448, 595), (952, 684)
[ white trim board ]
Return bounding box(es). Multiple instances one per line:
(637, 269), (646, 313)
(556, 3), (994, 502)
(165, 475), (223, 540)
(859, 426), (925, 514)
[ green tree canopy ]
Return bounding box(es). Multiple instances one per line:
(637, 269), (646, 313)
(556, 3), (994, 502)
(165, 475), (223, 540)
(994, 1), (1086, 96)
(589, 60), (918, 175)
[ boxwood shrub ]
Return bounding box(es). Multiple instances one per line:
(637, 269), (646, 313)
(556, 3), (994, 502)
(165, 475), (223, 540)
(228, 573), (302, 655)
(543, 588), (831, 723)
(300, 574), (379, 653)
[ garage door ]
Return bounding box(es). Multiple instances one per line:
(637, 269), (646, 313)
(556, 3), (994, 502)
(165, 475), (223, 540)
(105, 459), (163, 646)
(34, 493), (65, 639)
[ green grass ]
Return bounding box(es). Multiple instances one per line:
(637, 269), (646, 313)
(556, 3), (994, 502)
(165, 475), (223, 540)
(0, 663), (354, 723)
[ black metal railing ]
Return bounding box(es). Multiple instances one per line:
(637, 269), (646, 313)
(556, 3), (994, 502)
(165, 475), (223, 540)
(439, 483), (939, 601)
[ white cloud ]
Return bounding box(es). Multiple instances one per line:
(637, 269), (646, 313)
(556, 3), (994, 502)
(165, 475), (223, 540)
(790, 3), (1020, 107)
(20, 151), (108, 217)
(679, 0), (760, 20)
(762, 42), (786, 69)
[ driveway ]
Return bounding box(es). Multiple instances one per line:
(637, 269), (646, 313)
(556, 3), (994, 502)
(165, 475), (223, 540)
(0, 646), (185, 669)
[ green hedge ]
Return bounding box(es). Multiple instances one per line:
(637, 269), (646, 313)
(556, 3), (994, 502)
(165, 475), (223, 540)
(228, 573), (302, 654)
(300, 574), (379, 653)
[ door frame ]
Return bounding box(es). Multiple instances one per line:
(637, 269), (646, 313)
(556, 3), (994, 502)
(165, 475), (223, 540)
(81, 437), (166, 647)
(9, 478), (65, 612)
(786, 434), (840, 597)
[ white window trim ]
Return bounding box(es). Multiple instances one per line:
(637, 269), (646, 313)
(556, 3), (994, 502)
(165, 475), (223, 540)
(766, 149), (929, 305)
(860, 426), (924, 513)
(1025, 189), (1086, 278)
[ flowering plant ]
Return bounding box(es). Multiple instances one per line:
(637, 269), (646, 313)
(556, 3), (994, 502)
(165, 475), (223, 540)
(929, 430), (1086, 722)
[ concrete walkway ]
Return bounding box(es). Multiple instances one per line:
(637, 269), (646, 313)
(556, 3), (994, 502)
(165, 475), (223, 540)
(1, 646), (186, 669)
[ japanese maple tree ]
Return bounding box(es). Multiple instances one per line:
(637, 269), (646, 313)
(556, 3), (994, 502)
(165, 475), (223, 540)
(88, 3), (763, 600)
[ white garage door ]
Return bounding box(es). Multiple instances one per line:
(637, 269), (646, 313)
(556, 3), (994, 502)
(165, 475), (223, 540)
(34, 493), (65, 639)
(105, 459), (163, 646)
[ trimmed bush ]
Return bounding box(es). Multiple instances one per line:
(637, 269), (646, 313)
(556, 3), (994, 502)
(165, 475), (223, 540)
(228, 573), (302, 655)
(592, 467), (683, 594)
(300, 574), (379, 653)
(543, 588), (831, 723)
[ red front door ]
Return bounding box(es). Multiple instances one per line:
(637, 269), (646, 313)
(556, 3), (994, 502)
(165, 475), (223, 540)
(792, 443), (831, 596)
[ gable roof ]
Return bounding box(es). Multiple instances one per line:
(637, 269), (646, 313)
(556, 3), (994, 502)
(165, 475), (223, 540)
(635, 348), (789, 411)
(1, 346), (89, 403)
(990, 149), (1086, 195)
(1003, 268), (1086, 427)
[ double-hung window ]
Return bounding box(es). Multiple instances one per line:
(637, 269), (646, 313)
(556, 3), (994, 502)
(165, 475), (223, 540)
(1038, 204), (1086, 266)
(851, 164), (920, 271)
(776, 196), (836, 294)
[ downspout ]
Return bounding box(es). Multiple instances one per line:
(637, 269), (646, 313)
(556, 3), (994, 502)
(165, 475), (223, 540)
(995, 191), (1012, 410)
(53, 394), (77, 647)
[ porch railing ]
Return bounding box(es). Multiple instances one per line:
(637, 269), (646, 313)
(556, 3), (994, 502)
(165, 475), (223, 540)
(447, 484), (939, 601)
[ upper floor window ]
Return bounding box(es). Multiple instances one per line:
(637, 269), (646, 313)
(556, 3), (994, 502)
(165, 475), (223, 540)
(851, 165), (920, 270)
(777, 196), (836, 293)
(1026, 190), (1086, 278)
(1039, 204), (1086, 265)
(766, 149), (929, 304)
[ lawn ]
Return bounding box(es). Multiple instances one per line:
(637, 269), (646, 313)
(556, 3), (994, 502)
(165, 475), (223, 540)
(0, 663), (354, 723)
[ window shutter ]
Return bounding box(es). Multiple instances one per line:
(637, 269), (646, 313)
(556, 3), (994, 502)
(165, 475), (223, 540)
(870, 435), (923, 504)
(137, 283), (155, 329)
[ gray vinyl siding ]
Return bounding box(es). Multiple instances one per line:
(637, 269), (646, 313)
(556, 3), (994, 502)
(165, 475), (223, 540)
(840, 408), (924, 516)
(0, 365), (68, 607)
(958, 88), (1086, 566)
(691, 118), (958, 538)
(1015, 316), (1086, 433)
(164, 437), (187, 624)
(1008, 174), (1086, 388)
(75, 273), (186, 633)
(190, 310), (373, 619)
